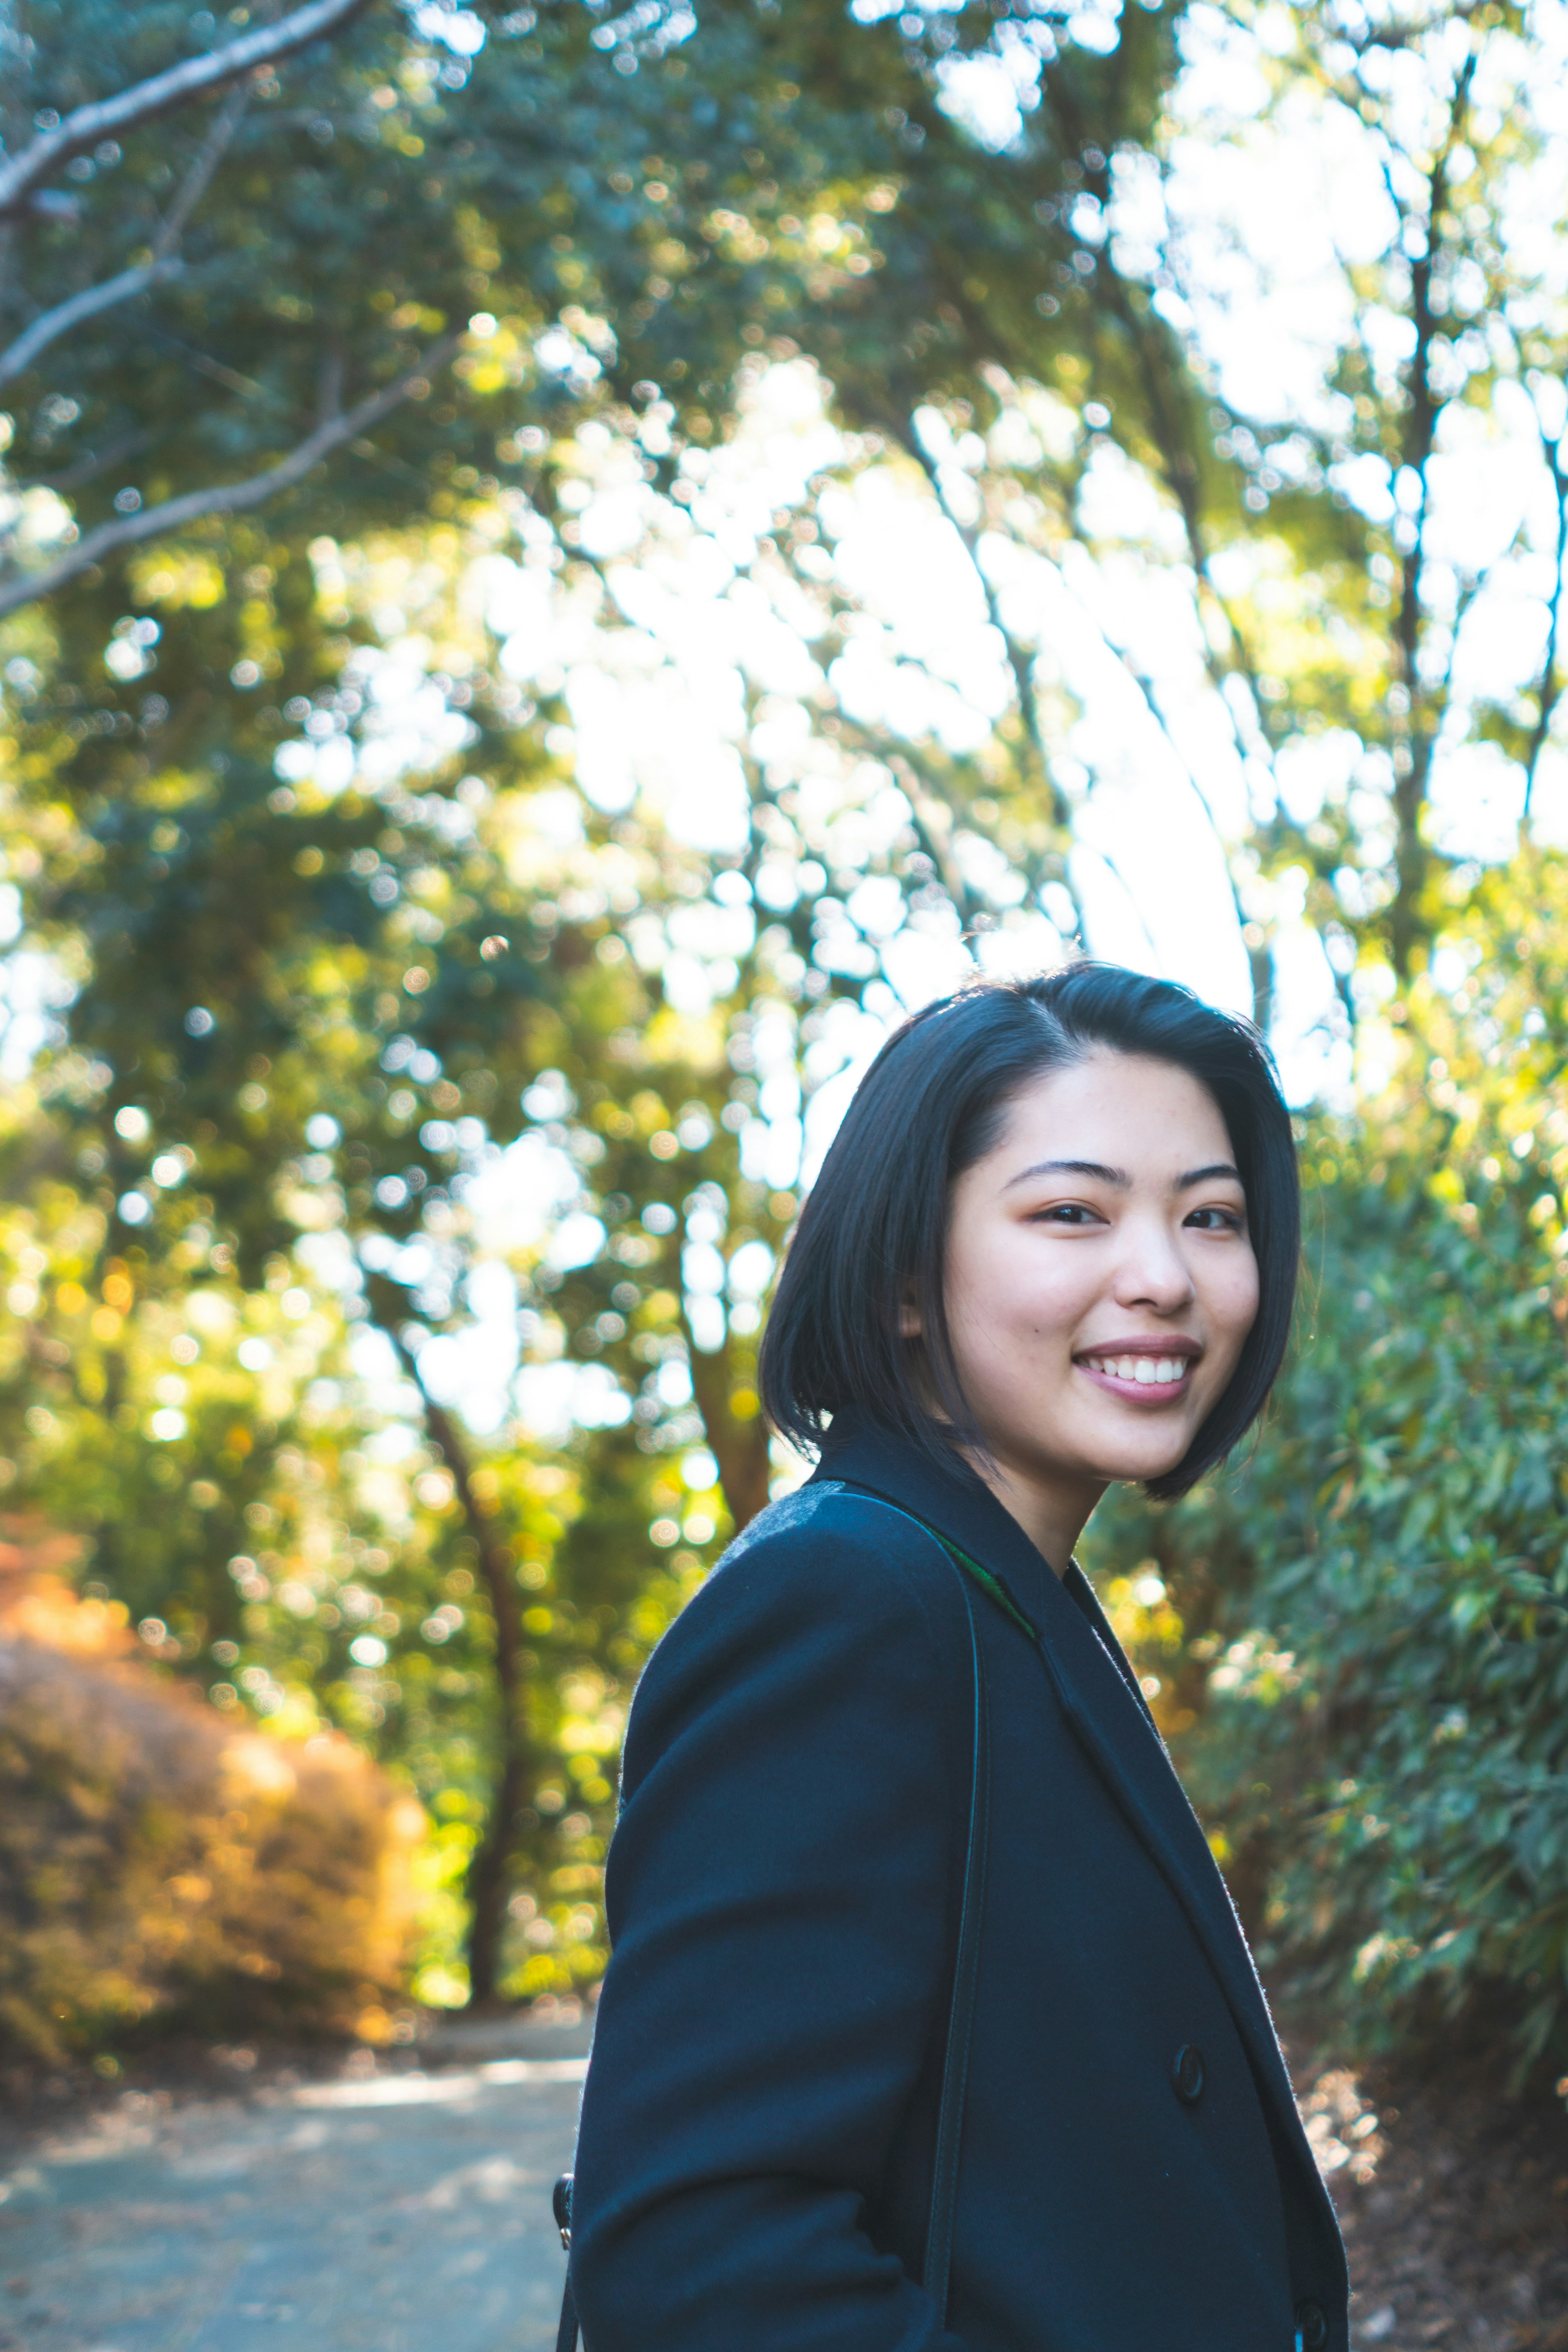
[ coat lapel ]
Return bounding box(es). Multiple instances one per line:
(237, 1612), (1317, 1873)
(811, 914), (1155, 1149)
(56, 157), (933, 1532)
(1038, 1569), (1300, 2104)
(815, 1420), (1330, 2211)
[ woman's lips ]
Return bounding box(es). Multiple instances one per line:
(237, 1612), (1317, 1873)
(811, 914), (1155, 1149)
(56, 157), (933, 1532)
(1075, 1347), (1198, 1403)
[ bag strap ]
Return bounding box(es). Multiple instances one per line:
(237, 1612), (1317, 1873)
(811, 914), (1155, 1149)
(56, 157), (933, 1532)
(918, 1518), (991, 2320)
(551, 1493), (992, 2344)
(553, 2178), (579, 2352)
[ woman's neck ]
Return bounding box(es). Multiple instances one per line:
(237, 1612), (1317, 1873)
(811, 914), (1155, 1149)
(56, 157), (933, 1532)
(961, 1446), (1105, 1577)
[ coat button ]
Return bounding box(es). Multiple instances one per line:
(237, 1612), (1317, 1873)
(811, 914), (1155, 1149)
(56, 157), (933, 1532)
(1172, 2043), (1205, 2104)
(1295, 2299), (1328, 2351)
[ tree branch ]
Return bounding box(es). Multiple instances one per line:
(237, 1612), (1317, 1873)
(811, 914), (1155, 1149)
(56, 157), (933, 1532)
(1524, 426), (1568, 831)
(28, 427), (156, 494)
(890, 414), (1075, 835)
(1385, 48), (1477, 980)
(830, 716), (989, 929)
(0, 0), (375, 222)
(153, 78), (254, 253)
(0, 259), (183, 390)
(0, 335), (458, 617)
(132, 316), (436, 494)
(677, 1308), (771, 1532)
(0, 80), (253, 389)
(1031, 81), (1281, 774)
(1077, 587), (1275, 1020)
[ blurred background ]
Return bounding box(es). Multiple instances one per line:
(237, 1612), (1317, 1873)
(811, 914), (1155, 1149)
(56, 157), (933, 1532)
(0, 0), (1566, 2336)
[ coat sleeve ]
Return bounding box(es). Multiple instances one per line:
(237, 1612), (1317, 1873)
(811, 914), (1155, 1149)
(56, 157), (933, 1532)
(568, 1490), (970, 2352)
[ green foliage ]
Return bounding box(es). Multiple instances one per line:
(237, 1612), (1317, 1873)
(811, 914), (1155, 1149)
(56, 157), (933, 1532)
(0, 0), (1182, 615)
(6, 0), (1568, 2080)
(0, 474), (804, 1999)
(1086, 860), (1568, 2078)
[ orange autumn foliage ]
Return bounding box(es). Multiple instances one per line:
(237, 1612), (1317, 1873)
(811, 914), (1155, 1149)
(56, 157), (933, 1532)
(0, 1521), (424, 2065)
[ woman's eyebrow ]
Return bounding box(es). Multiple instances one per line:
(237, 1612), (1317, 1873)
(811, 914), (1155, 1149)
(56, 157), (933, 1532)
(1176, 1162), (1243, 1189)
(1003, 1158), (1243, 1193)
(1004, 1157), (1128, 1190)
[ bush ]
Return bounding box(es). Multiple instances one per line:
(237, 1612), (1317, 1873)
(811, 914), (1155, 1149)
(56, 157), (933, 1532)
(1085, 863), (1568, 2080)
(0, 1536), (423, 2066)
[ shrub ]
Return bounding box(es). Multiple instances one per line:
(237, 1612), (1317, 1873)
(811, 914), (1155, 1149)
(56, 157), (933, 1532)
(0, 1536), (423, 2065)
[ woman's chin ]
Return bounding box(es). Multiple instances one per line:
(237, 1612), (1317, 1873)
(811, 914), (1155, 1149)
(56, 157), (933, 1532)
(1083, 1419), (1196, 1487)
(1003, 1414), (1194, 1499)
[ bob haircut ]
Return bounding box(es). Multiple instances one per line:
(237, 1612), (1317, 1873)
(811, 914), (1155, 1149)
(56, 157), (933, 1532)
(760, 963), (1298, 1502)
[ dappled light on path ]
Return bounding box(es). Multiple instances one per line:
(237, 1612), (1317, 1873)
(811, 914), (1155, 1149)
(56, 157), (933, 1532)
(0, 2027), (586, 2352)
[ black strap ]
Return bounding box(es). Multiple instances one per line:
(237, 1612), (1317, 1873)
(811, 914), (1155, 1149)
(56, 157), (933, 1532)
(922, 1548), (989, 2319)
(553, 2175), (578, 2352)
(552, 1500), (991, 2344)
(554, 2272), (579, 2352)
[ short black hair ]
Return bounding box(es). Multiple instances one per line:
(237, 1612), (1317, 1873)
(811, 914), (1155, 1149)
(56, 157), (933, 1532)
(759, 963), (1299, 1501)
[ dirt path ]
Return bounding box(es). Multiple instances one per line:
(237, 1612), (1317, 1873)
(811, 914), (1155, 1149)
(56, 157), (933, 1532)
(1, 2013), (1562, 2351)
(0, 2025), (585, 2352)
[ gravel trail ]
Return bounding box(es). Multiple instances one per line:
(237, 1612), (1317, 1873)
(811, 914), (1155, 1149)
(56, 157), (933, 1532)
(0, 2026), (586, 2352)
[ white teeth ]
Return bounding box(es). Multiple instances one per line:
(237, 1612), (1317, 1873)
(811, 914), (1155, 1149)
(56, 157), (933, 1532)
(1086, 1355), (1188, 1386)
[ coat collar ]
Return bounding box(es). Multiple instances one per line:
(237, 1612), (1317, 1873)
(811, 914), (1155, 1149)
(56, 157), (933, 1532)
(811, 1413), (1334, 2229)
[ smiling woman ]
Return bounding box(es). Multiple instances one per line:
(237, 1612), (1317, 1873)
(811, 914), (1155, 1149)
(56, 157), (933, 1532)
(934, 1050), (1264, 1564)
(765, 963), (1298, 1518)
(564, 968), (1341, 2352)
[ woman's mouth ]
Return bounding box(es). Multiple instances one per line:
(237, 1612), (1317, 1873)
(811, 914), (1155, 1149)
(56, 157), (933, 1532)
(1075, 1348), (1198, 1400)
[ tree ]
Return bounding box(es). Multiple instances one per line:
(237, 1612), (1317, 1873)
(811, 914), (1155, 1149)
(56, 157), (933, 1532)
(0, 0), (1203, 2004)
(1003, 0), (1568, 1012)
(22, 0), (1568, 2053)
(0, 1), (1184, 610)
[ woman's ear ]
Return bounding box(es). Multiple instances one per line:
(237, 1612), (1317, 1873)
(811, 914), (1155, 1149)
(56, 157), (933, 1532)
(898, 1287), (922, 1339)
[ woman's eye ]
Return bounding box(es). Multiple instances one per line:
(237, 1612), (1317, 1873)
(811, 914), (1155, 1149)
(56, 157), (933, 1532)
(1034, 1203), (1102, 1227)
(1185, 1206), (1244, 1232)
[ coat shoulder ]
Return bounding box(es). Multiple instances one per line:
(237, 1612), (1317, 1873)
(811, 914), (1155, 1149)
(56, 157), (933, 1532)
(685, 1476), (967, 1649)
(619, 1479), (972, 1795)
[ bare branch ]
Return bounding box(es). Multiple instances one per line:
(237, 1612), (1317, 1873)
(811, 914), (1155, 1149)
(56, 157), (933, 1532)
(0, 82), (256, 389)
(677, 1301), (771, 1531)
(1385, 45), (1479, 979)
(893, 418), (1075, 835)
(1076, 838), (1163, 967)
(153, 80), (253, 254)
(29, 427), (156, 494)
(0, 259), (181, 389)
(317, 343), (347, 430)
(830, 714), (988, 926)
(1085, 589), (1263, 935)
(0, 335), (459, 618)
(1523, 427), (1568, 831)
(0, 0), (375, 222)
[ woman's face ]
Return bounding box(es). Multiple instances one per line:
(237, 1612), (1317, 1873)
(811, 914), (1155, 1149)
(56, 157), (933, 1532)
(938, 1049), (1260, 1554)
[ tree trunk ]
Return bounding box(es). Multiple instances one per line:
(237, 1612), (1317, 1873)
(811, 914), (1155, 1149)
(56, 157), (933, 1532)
(369, 1298), (530, 2008)
(1387, 68), (1474, 981)
(682, 1315), (773, 1532)
(422, 1391), (530, 2006)
(463, 1734), (530, 2009)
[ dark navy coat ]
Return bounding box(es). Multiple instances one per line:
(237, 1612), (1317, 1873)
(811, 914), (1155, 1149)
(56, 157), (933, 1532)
(569, 1416), (1348, 2351)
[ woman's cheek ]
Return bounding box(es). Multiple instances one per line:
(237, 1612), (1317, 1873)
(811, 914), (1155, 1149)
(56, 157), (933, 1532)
(1214, 1252), (1261, 1362)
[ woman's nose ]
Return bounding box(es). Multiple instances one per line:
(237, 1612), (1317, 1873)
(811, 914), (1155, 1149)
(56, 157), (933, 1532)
(1111, 1216), (1196, 1312)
